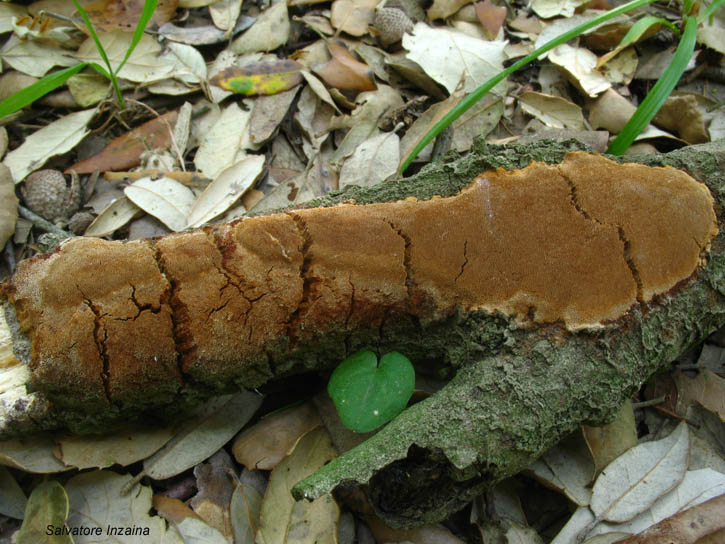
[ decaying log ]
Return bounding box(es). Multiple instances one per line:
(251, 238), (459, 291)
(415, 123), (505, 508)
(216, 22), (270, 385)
(2, 139), (725, 527)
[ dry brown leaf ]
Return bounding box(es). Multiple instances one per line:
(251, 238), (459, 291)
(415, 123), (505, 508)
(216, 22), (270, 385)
(78, 0), (178, 33)
(313, 40), (377, 91)
(614, 494), (725, 544)
(330, 0), (377, 37)
(654, 95), (709, 145)
(65, 111), (178, 174)
(232, 401), (322, 470)
(190, 449), (236, 538)
(427, 0), (472, 21)
(0, 165), (18, 250)
(582, 400), (638, 478)
(153, 495), (203, 524)
(474, 0), (507, 38)
(674, 369), (725, 422)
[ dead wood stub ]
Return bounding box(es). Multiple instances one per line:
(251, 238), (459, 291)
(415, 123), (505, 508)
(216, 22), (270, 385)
(0, 150), (718, 439)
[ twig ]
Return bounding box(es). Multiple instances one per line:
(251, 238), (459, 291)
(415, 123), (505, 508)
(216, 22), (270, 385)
(17, 205), (73, 239)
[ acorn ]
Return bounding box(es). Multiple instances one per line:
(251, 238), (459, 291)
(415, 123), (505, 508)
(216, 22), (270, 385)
(374, 7), (414, 47)
(384, 0), (425, 22)
(21, 169), (81, 223)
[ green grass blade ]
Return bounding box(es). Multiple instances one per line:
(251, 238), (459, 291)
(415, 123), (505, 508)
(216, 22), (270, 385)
(618, 16), (679, 48)
(115, 0), (158, 76)
(699, 0), (725, 24)
(72, 0), (124, 106)
(399, 0), (657, 173)
(606, 15), (697, 155)
(0, 63), (88, 119)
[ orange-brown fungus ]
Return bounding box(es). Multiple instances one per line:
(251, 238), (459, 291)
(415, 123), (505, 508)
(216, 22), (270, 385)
(2, 153), (717, 407)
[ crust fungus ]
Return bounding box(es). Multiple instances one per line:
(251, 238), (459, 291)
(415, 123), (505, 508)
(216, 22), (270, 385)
(0, 152), (718, 434)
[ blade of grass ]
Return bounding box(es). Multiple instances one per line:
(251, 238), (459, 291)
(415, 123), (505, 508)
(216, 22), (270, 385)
(399, 0), (657, 173)
(699, 0), (725, 23)
(618, 15), (679, 48)
(115, 0), (158, 76)
(72, 0), (124, 107)
(0, 63), (88, 119)
(606, 15), (697, 155)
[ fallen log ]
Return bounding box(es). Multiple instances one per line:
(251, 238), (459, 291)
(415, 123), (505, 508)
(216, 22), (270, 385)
(1, 139), (724, 527)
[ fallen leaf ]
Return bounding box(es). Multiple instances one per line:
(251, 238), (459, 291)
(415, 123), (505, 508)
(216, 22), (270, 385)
(0, 465), (26, 519)
(330, 0), (377, 37)
(530, 0), (589, 18)
(451, 93), (503, 152)
(76, 31), (173, 83)
(339, 130), (399, 189)
(187, 155), (265, 228)
(154, 495), (202, 524)
(230, 479), (263, 544)
(428, 0), (472, 21)
(548, 43), (611, 97)
(0, 435), (70, 473)
(4, 108), (96, 183)
(211, 60), (304, 96)
(674, 369), (725, 422)
(654, 94), (709, 145)
(194, 101), (256, 179)
(528, 431), (594, 506)
(588, 469), (725, 538)
(300, 70), (341, 113)
(590, 422), (689, 523)
(209, 0), (242, 31)
(124, 176), (196, 231)
(161, 42), (208, 85)
(53, 424), (175, 469)
(250, 86), (300, 144)
(1, 36), (76, 78)
(600, 46), (637, 85)
(173, 517), (228, 544)
(402, 23), (507, 94)
(14, 481), (70, 544)
(0, 3), (27, 34)
(79, 0), (178, 33)
(256, 426), (338, 544)
(475, 0), (507, 38)
(231, 1), (290, 55)
(698, 9), (725, 55)
(232, 401), (322, 471)
(190, 449), (236, 538)
(67, 110), (178, 174)
(67, 72), (109, 107)
(84, 196), (141, 237)
(0, 164), (18, 249)
(65, 471), (166, 542)
(314, 40), (377, 91)
(143, 392), (263, 480)
(582, 400), (638, 479)
(519, 91), (586, 130)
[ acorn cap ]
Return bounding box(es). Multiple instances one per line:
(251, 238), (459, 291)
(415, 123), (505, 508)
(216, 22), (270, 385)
(21, 169), (80, 223)
(375, 8), (414, 47)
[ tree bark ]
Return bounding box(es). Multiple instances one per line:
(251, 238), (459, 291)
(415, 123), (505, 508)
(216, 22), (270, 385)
(2, 139), (725, 528)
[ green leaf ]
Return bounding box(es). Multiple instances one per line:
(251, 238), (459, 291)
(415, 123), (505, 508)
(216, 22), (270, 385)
(399, 0), (657, 173)
(328, 350), (415, 433)
(607, 15), (698, 155)
(0, 63), (88, 119)
(699, 0), (725, 24)
(15, 480), (72, 544)
(617, 16), (679, 49)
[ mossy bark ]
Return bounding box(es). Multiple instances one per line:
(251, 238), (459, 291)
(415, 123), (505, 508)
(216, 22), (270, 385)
(3, 139), (725, 528)
(291, 139), (725, 527)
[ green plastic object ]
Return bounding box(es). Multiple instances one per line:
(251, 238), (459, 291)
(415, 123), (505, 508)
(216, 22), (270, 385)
(328, 351), (415, 433)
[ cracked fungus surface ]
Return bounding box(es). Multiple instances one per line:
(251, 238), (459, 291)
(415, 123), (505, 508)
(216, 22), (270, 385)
(2, 152), (717, 408)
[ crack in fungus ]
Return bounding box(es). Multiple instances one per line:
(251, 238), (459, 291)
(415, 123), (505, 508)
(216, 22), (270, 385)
(77, 286), (111, 403)
(285, 212), (315, 350)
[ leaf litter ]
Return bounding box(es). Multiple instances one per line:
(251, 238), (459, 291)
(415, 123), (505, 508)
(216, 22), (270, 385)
(1, 0), (725, 540)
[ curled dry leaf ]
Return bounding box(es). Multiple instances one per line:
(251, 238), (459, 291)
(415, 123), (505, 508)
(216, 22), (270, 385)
(0, 466), (26, 519)
(66, 110), (178, 174)
(314, 40), (377, 91)
(230, 1), (290, 55)
(210, 59), (304, 96)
